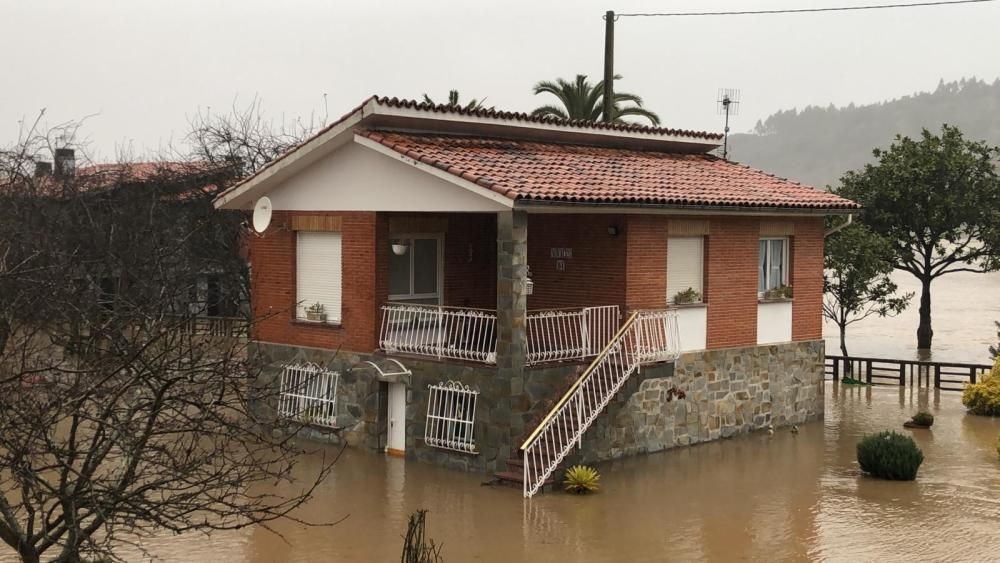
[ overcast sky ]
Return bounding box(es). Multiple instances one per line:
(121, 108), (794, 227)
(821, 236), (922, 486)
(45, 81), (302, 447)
(2, 0), (998, 160)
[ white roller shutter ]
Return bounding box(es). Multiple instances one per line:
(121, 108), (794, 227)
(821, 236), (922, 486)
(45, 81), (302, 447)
(667, 237), (704, 303)
(296, 232), (342, 322)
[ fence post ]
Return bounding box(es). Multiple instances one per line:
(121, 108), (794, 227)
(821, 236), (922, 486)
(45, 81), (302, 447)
(899, 362), (906, 386)
(934, 365), (941, 389)
(832, 358), (840, 382)
(581, 308), (591, 357)
(436, 306), (444, 360)
(970, 366), (977, 384)
(865, 360), (873, 385)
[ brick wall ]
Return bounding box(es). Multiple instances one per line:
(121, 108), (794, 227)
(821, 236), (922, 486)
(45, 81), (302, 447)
(250, 211), (378, 353)
(526, 214), (627, 309)
(706, 216), (760, 349)
(791, 217), (825, 341)
(625, 215), (668, 310)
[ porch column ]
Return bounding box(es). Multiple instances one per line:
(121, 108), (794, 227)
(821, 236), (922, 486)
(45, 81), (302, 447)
(496, 209), (528, 376)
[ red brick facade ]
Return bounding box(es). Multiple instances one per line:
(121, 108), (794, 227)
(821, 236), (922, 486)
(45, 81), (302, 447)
(249, 210), (826, 355)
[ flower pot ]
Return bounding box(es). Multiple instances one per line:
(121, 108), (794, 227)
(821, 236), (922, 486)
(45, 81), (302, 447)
(306, 311), (327, 323)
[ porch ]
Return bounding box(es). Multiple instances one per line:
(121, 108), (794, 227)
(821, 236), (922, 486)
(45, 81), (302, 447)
(373, 211), (682, 366)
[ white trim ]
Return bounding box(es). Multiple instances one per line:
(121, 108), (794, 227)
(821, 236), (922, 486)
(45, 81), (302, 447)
(353, 134), (515, 209)
(516, 203), (851, 217)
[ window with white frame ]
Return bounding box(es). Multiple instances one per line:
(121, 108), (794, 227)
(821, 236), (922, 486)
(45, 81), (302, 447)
(666, 236), (705, 304)
(759, 238), (789, 295)
(296, 231), (342, 322)
(389, 235), (443, 305)
(425, 381), (478, 453)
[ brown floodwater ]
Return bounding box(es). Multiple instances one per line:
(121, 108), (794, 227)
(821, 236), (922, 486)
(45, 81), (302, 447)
(36, 382), (992, 562)
(823, 270), (1000, 364)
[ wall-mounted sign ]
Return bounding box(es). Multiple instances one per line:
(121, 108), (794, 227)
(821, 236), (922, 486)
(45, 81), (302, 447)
(555, 260), (566, 272)
(550, 248), (573, 259)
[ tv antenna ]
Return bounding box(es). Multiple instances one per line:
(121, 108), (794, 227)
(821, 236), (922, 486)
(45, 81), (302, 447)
(717, 88), (741, 160)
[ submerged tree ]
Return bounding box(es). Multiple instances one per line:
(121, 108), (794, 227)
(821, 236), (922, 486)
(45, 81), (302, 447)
(823, 222), (912, 357)
(0, 118), (338, 562)
(838, 125), (1000, 350)
(421, 89), (489, 111)
(530, 74), (660, 125)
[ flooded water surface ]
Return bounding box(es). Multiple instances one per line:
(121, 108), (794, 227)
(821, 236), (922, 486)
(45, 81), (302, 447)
(90, 383), (1000, 562)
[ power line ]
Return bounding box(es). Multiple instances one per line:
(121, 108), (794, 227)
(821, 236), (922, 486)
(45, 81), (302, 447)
(615, 0), (996, 18)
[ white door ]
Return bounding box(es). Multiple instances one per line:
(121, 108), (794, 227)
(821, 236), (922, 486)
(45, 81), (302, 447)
(387, 383), (406, 456)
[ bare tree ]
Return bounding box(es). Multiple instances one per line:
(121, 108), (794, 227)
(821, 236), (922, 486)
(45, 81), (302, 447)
(0, 119), (339, 563)
(186, 96), (326, 176)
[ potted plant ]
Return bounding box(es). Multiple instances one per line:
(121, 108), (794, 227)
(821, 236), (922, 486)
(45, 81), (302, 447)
(305, 302), (327, 322)
(764, 285), (793, 300)
(672, 287), (701, 305)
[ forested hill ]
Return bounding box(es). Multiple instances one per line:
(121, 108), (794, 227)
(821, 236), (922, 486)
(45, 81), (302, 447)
(727, 78), (1000, 189)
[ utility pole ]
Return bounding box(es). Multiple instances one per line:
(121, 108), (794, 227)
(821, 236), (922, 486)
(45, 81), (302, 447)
(602, 10), (615, 123)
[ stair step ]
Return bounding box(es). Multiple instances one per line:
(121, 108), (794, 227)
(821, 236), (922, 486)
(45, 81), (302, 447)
(493, 470), (557, 487)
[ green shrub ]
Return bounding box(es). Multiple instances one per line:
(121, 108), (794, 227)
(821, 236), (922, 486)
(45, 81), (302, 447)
(962, 358), (1000, 416)
(856, 431), (924, 480)
(910, 411), (934, 427)
(563, 465), (600, 494)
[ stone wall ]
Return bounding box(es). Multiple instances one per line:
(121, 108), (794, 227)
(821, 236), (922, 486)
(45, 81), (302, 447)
(571, 339), (825, 465)
(251, 342), (583, 474)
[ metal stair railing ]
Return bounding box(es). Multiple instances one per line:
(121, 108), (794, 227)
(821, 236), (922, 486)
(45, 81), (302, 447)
(518, 309), (680, 498)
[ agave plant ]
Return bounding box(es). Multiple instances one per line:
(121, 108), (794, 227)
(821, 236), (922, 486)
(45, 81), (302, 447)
(563, 465), (600, 494)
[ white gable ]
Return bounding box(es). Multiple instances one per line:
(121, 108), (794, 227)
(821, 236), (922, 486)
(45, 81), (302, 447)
(266, 139), (511, 212)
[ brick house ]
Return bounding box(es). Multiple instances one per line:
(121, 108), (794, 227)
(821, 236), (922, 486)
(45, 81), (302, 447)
(214, 96), (857, 496)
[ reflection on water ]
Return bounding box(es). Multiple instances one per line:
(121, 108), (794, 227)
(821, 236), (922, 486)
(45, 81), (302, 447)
(824, 271), (1000, 364)
(39, 383), (994, 562)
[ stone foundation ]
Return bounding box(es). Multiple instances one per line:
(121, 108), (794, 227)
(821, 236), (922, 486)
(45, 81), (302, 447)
(250, 339), (824, 475)
(571, 339), (825, 465)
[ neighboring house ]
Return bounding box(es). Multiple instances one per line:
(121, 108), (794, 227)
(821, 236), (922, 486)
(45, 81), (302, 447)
(214, 96), (857, 497)
(32, 152), (246, 332)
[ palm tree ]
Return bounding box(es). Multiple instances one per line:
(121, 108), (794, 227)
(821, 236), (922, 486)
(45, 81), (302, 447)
(531, 74), (660, 126)
(421, 90), (489, 111)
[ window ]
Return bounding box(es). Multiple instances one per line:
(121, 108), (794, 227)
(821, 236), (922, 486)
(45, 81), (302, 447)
(425, 381), (478, 453)
(296, 231), (342, 322)
(666, 237), (705, 304)
(759, 238), (789, 294)
(389, 235), (442, 304)
(278, 363), (339, 427)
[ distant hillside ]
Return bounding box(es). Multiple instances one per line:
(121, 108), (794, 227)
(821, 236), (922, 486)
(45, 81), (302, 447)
(728, 78), (1000, 189)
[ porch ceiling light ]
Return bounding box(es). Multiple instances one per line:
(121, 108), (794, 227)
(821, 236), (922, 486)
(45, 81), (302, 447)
(391, 239), (409, 256)
(607, 225), (619, 237)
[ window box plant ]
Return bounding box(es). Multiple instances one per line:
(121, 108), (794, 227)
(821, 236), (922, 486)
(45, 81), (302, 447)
(763, 285), (793, 300)
(305, 302), (327, 323)
(672, 287), (702, 305)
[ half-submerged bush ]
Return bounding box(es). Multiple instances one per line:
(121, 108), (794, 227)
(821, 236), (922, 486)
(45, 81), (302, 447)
(905, 411), (934, 428)
(962, 358), (1000, 416)
(564, 465), (600, 494)
(857, 431), (924, 480)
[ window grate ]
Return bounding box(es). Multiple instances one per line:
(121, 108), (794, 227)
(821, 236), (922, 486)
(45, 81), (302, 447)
(425, 381), (478, 453)
(278, 363), (339, 427)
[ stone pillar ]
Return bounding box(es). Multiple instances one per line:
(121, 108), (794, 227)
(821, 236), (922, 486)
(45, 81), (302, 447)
(496, 209), (528, 454)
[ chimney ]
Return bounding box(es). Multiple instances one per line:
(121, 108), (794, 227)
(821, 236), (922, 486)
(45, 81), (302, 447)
(34, 161), (53, 178)
(54, 148), (76, 178)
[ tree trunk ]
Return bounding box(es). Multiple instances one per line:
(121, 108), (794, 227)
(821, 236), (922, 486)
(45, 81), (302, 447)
(839, 322), (849, 357)
(917, 277), (933, 350)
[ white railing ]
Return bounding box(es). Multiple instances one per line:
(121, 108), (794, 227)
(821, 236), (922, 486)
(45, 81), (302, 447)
(633, 309), (682, 363)
(425, 381), (479, 453)
(277, 363), (339, 428)
(526, 305), (620, 365)
(519, 309), (680, 498)
(379, 303), (497, 364)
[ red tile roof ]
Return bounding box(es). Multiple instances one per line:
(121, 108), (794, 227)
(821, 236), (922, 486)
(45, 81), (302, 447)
(371, 96), (723, 140)
(359, 130), (858, 210)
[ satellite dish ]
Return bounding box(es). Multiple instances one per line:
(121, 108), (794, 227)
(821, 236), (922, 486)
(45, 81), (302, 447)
(252, 196), (273, 233)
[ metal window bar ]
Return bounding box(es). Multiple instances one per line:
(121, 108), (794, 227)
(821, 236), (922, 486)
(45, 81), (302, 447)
(379, 303), (497, 364)
(526, 305), (621, 365)
(277, 363), (339, 427)
(425, 381), (479, 453)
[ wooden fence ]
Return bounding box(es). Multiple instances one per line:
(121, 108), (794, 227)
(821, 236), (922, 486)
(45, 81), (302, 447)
(825, 355), (993, 391)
